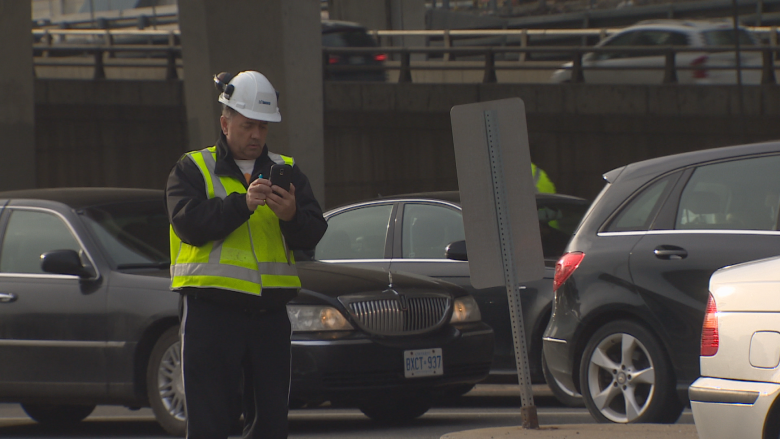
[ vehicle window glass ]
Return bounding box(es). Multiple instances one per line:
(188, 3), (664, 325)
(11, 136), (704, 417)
(0, 209), (80, 274)
(402, 204), (465, 259)
(662, 31), (690, 46)
(702, 29), (757, 46)
(322, 30), (377, 48)
(677, 155), (780, 231)
(606, 175), (674, 232)
(315, 204), (392, 260)
(537, 200), (590, 258)
(81, 200), (169, 268)
(596, 30), (639, 60)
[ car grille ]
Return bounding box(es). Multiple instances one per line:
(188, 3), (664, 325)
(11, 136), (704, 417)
(339, 293), (451, 336)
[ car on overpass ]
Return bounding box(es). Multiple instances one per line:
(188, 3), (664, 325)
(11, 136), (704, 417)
(550, 19), (763, 84)
(0, 187), (493, 435)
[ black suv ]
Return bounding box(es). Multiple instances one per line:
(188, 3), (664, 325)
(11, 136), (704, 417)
(322, 20), (386, 82)
(543, 140), (780, 424)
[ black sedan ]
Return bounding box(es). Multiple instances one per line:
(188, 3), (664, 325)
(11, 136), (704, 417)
(543, 140), (780, 424)
(0, 188), (493, 435)
(302, 191), (589, 406)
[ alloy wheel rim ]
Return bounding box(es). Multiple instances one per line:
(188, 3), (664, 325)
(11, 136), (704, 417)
(157, 341), (186, 421)
(586, 333), (656, 423)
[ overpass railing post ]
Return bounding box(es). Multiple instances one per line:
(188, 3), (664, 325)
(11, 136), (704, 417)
(166, 49), (178, 80)
(761, 47), (776, 84)
(93, 49), (106, 80)
(483, 49), (497, 83)
(571, 51), (584, 83)
(399, 51), (412, 83)
(663, 49), (678, 84)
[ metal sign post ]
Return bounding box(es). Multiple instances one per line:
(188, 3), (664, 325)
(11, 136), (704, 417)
(450, 98), (544, 429)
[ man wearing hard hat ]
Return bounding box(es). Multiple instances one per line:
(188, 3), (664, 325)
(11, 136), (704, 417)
(165, 71), (327, 439)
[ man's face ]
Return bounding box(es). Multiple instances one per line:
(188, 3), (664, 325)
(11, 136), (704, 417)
(220, 111), (269, 160)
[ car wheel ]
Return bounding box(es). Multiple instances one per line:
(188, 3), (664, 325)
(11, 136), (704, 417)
(358, 396), (431, 423)
(541, 350), (584, 407)
(21, 403), (95, 424)
(147, 326), (186, 437)
(579, 320), (682, 424)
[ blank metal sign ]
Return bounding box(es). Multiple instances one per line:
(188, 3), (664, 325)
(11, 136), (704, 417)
(450, 98), (544, 289)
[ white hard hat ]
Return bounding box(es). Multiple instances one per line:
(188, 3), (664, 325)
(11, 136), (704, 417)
(217, 71), (281, 122)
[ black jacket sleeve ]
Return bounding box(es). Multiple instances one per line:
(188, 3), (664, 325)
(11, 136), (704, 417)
(280, 163), (328, 250)
(165, 155), (253, 247)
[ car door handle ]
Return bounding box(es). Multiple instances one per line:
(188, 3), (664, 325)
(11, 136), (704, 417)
(653, 246), (688, 260)
(0, 292), (18, 303)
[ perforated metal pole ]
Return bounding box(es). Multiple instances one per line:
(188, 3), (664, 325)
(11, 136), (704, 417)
(484, 110), (539, 429)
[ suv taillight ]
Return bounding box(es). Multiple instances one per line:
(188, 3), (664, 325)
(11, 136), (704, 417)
(374, 53), (387, 62)
(553, 252), (584, 292)
(691, 55), (709, 79)
(701, 293), (719, 356)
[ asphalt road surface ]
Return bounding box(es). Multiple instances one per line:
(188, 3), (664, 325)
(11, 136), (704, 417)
(0, 385), (694, 439)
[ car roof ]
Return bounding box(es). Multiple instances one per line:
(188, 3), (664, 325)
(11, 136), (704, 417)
(0, 187), (164, 210)
(604, 140), (780, 184)
(321, 19), (367, 32)
(350, 190), (587, 206)
(625, 19), (740, 32)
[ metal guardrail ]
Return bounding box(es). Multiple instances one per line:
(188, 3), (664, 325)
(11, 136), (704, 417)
(322, 45), (779, 84)
(32, 29), (780, 84)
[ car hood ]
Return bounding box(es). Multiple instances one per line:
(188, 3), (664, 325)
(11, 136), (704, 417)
(296, 261), (462, 300)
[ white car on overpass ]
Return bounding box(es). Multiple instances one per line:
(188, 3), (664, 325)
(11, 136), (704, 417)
(690, 255), (780, 439)
(550, 19), (763, 84)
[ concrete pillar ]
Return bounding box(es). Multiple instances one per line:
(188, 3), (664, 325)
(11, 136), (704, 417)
(178, 0), (325, 204)
(0, 0), (36, 190)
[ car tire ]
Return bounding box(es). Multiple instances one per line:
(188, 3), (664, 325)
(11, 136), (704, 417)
(579, 320), (683, 424)
(147, 326), (187, 437)
(541, 350), (584, 408)
(21, 403), (95, 425)
(358, 396), (431, 423)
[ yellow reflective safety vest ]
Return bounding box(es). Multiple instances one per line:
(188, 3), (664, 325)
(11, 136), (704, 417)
(532, 163), (556, 194)
(170, 146), (300, 295)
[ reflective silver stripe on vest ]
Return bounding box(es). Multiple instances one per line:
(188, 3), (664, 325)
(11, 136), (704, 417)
(173, 261), (298, 280)
(199, 150), (228, 199)
(267, 152), (293, 165)
(209, 240), (223, 264)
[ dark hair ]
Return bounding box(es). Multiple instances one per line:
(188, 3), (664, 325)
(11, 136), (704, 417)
(221, 105), (237, 119)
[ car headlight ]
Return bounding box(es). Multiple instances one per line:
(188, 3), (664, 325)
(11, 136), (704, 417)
(286, 305), (354, 332)
(450, 295), (481, 323)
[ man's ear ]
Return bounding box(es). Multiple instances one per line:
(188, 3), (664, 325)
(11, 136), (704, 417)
(220, 115), (229, 135)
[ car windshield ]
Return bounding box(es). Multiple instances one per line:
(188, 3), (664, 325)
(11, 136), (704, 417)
(80, 200), (170, 269)
(702, 29), (756, 46)
(322, 29), (377, 47)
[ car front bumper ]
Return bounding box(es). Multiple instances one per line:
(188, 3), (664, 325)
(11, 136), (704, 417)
(290, 322), (494, 404)
(690, 377), (780, 439)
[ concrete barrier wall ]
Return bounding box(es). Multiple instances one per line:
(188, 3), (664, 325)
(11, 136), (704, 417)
(34, 79), (780, 208)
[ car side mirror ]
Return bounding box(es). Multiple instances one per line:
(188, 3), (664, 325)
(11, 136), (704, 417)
(41, 249), (96, 278)
(445, 240), (468, 262)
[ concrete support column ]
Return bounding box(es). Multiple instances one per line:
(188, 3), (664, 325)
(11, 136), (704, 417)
(178, 0), (325, 204)
(0, 0), (36, 190)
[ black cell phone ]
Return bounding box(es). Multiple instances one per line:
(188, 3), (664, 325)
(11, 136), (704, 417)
(269, 164), (292, 192)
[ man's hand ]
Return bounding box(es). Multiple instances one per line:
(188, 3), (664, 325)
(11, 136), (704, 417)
(266, 183), (297, 221)
(246, 179), (297, 221)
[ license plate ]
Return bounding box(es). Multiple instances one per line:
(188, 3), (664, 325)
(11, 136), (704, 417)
(404, 348), (443, 378)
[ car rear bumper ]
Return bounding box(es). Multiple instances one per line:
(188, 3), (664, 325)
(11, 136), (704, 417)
(690, 377), (780, 439)
(290, 323), (494, 403)
(541, 336), (578, 395)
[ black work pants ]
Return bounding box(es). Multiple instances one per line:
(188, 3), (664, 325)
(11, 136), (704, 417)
(181, 294), (292, 439)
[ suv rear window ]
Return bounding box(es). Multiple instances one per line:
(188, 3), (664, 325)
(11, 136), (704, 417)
(702, 29), (756, 46)
(322, 29), (378, 48)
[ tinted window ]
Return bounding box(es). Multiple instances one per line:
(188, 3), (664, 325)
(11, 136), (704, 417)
(607, 175), (674, 232)
(402, 204), (465, 259)
(322, 29), (377, 48)
(0, 209), (81, 274)
(81, 200), (169, 268)
(702, 29), (757, 46)
(537, 199), (590, 258)
(316, 204), (392, 260)
(676, 155), (780, 231)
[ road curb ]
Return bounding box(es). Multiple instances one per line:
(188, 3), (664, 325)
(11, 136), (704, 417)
(441, 423), (699, 439)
